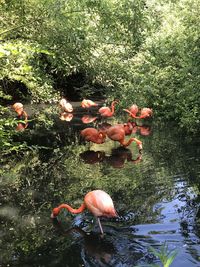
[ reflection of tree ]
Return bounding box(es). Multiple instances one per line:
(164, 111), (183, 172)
(1, 122), (200, 266)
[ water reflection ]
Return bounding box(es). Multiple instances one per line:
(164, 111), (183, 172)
(80, 147), (142, 168)
(16, 121), (28, 131)
(133, 125), (152, 136)
(1, 103), (200, 267)
(80, 150), (105, 164)
(52, 218), (116, 266)
(59, 112), (73, 122)
(81, 115), (98, 124)
(104, 147), (142, 168)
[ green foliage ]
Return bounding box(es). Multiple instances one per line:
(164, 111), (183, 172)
(0, 0), (147, 100)
(0, 106), (27, 154)
(149, 242), (178, 267)
(118, 0), (200, 134)
(0, 0), (200, 154)
(0, 40), (59, 102)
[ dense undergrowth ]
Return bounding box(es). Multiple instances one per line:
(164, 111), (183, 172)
(0, 0), (200, 154)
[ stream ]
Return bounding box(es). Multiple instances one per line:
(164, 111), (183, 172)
(0, 103), (200, 266)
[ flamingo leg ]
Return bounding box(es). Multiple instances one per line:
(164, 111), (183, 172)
(97, 217), (104, 235)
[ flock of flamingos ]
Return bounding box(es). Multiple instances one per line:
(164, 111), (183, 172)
(12, 98), (153, 235)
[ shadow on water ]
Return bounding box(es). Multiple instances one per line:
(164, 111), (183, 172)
(0, 103), (200, 266)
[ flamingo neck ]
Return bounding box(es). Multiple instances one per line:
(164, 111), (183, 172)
(57, 203), (86, 214)
(111, 101), (117, 114)
(119, 138), (133, 147)
(123, 109), (137, 118)
(23, 111), (28, 121)
(137, 114), (146, 119)
(120, 137), (142, 148)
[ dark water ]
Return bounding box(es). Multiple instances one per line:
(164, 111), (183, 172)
(0, 103), (200, 267)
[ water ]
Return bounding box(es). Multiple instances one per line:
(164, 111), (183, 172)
(0, 103), (200, 267)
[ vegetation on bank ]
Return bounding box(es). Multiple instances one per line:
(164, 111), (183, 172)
(0, 0), (200, 154)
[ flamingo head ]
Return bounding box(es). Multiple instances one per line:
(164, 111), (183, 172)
(81, 99), (87, 108)
(13, 102), (24, 116)
(99, 131), (106, 143)
(112, 100), (119, 106)
(136, 141), (143, 152)
(140, 108), (153, 118)
(123, 122), (133, 135)
(51, 207), (60, 218)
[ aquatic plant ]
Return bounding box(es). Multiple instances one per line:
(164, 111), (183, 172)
(149, 242), (178, 267)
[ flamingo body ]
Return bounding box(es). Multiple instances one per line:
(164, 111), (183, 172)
(106, 125), (125, 142)
(81, 99), (98, 108)
(84, 190), (117, 218)
(115, 122), (134, 135)
(59, 98), (73, 113)
(81, 128), (106, 144)
(140, 108), (153, 119)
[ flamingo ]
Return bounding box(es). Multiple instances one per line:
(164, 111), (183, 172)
(12, 102), (28, 121)
(51, 190), (118, 234)
(124, 106), (153, 119)
(59, 98), (73, 113)
(81, 99), (98, 108)
(106, 125), (143, 150)
(98, 100), (118, 117)
(81, 127), (106, 144)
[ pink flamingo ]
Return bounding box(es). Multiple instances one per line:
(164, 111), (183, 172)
(106, 125), (143, 150)
(81, 99), (98, 108)
(124, 105), (153, 119)
(98, 100), (118, 117)
(13, 102), (28, 121)
(51, 190), (118, 234)
(59, 98), (73, 113)
(139, 108), (153, 119)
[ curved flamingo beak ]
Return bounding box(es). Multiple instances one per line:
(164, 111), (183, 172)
(134, 138), (143, 152)
(138, 143), (143, 152)
(51, 207), (59, 218)
(50, 213), (55, 219)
